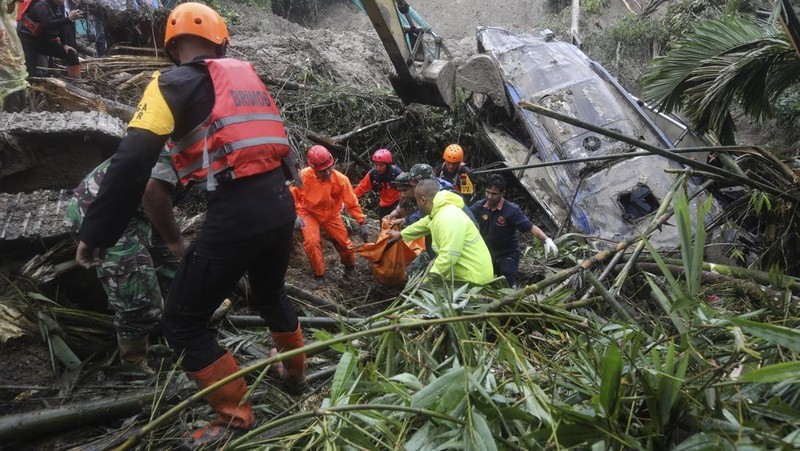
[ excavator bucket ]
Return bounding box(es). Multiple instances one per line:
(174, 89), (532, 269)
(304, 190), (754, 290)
(362, 0), (509, 109)
(389, 59), (455, 108)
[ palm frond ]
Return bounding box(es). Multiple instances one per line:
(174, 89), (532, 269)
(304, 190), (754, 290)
(642, 17), (800, 143)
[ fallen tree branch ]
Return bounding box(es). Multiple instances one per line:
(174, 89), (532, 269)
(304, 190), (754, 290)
(616, 262), (800, 305)
(259, 74), (307, 91)
(330, 116), (404, 142)
(306, 132), (371, 170)
(286, 283), (363, 318)
(29, 78), (136, 121)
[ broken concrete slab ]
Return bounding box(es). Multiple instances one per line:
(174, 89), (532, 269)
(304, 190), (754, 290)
(0, 190), (72, 242)
(0, 111), (126, 136)
(0, 111), (125, 193)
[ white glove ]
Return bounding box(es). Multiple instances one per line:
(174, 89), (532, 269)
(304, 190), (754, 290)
(544, 238), (558, 258)
(294, 217), (305, 231)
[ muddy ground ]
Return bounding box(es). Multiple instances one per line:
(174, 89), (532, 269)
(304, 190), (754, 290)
(0, 0), (780, 448)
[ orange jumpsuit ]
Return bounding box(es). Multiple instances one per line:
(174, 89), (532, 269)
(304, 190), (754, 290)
(291, 167), (366, 276)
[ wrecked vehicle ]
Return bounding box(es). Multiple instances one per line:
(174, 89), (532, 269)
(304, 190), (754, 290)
(361, 1), (716, 247)
(475, 27), (717, 247)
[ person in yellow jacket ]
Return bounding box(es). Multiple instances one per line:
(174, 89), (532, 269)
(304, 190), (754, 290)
(389, 179), (493, 285)
(291, 145), (369, 280)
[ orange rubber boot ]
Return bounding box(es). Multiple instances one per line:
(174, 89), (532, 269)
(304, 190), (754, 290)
(270, 324), (308, 395)
(66, 65), (81, 79)
(185, 351), (255, 447)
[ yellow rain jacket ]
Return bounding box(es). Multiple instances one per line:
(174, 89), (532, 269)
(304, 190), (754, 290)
(401, 190), (493, 285)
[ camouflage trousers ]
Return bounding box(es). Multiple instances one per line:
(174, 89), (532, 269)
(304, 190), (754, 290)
(96, 219), (178, 340)
(65, 200), (175, 339)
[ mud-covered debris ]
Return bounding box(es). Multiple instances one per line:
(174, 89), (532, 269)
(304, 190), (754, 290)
(0, 111), (125, 137)
(0, 190), (72, 242)
(0, 111), (125, 193)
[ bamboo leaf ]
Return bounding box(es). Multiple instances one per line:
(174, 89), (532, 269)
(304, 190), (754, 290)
(313, 330), (347, 353)
(411, 366), (467, 410)
(599, 342), (622, 418)
(739, 362), (800, 383)
(727, 318), (800, 353)
(645, 274), (688, 335)
(672, 432), (736, 450)
(330, 351), (358, 402)
(406, 422), (435, 451)
(389, 373), (424, 391)
(465, 408), (498, 451)
(642, 236), (687, 300)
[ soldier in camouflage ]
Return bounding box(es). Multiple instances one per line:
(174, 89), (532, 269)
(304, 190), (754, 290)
(64, 156), (183, 373)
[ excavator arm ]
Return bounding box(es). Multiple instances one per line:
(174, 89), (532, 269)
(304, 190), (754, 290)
(360, 0), (506, 110)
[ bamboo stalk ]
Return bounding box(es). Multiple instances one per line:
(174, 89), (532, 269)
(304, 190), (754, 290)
(228, 315), (364, 329)
(584, 271), (635, 323)
(0, 390), (157, 443)
(609, 175), (687, 295)
(633, 257), (800, 295)
(617, 262), (800, 304)
(518, 102), (798, 201)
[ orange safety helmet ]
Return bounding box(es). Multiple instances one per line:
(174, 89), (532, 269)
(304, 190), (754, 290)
(307, 145), (334, 171)
(164, 2), (229, 50)
(442, 144), (464, 163)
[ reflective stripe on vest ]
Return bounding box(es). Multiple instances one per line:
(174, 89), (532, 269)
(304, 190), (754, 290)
(167, 58), (290, 190)
(167, 112), (284, 156)
(177, 136), (290, 179)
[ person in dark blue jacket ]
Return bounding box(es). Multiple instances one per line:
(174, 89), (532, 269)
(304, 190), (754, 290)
(470, 174), (558, 286)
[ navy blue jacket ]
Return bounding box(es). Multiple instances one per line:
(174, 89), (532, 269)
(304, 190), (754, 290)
(470, 198), (533, 258)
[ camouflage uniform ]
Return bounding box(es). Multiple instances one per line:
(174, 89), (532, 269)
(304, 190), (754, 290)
(64, 158), (178, 339)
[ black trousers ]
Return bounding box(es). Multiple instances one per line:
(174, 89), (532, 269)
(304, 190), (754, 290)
(18, 31), (79, 78)
(378, 200), (400, 221)
(492, 254), (520, 287)
(163, 222), (297, 371)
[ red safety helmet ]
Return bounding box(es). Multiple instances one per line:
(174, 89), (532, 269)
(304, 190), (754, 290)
(307, 145), (334, 171)
(443, 144), (464, 163)
(372, 148), (393, 164)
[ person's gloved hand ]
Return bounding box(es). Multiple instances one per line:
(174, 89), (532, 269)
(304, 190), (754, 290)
(544, 238), (559, 259)
(386, 230), (402, 243)
(357, 222), (370, 241)
(294, 216), (305, 231)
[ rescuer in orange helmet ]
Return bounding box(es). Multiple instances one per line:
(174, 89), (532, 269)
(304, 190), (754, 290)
(292, 145), (369, 280)
(434, 143), (475, 198)
(74, 3), (306, 446)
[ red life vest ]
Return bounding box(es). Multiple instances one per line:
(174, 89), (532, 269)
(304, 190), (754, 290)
(17, 0), (35, 21)
(167, 58), (290, 190)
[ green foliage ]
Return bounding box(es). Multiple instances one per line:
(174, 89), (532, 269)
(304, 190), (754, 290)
(750, 189), (773, 215)
(583, 0), (607, 14)
(773, 85), (800, 135)
(642, 16), (800, 143)
(200, 0), (241, 25)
